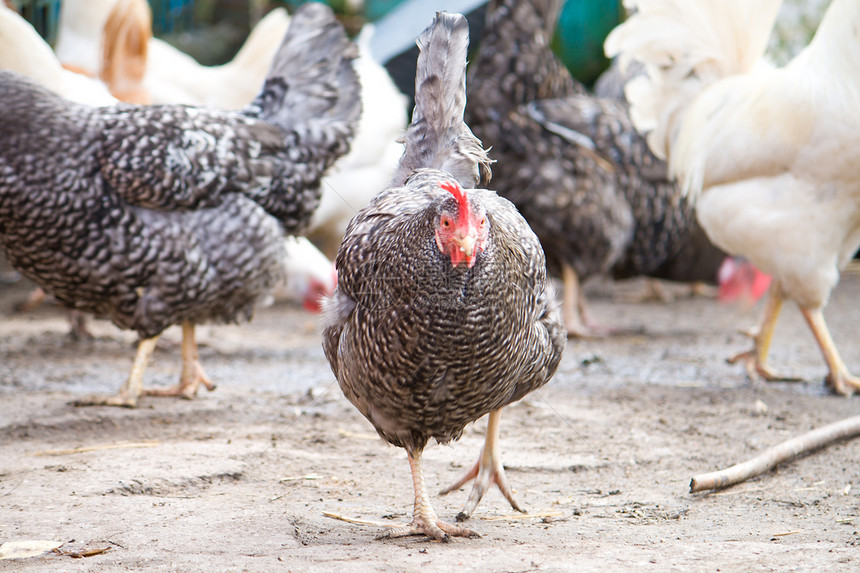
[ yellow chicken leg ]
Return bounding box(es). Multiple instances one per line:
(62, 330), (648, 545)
(727, 282), (801, 382)
(143, 321), (216, 399)
(73, 335), (160, 408)
(561, 263), (608, 338)
(380, 449), (479, 542)
(439, 409), (524, 521)
(800, 307), (860, 397)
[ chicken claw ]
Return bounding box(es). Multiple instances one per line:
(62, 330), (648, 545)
(727, 349), (803, 383)
(381, 449), (481, 542)
(72, 336), (160, 408)
(378, 514), (479, 542)
(801, 307), (860, 397)
(727, 284), (802, 383)
(440, 409), (524, 521)
(142, 322), (215, 399)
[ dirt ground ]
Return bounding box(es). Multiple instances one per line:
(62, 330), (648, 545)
(1, 269), (859, 572)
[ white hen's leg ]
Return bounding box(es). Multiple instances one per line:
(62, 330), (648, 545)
(439, 409), (523, 521)
(381, 449), (479, 542)
(73, 335), (160, 408)
(144, 321), (215, 398)
(728, 282), (801, 382)
(800, 307), (860, 397)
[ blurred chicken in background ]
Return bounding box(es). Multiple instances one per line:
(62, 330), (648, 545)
(466, 0), (734, 337)
(0, 3), (361, 407)
(97, 0), (407, 260)
(607, 0), (860, 395)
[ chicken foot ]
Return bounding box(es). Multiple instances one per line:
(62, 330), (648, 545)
(800, 307), (860, 397)
(73, 335), (160, 408)
(143, 321), (216, 399)
(439, 409), (524, 521)
(380, 449), (479, 542)
(73, 321), (215, 408)
(727, 282), (802, 382)
(561, 263), (608, 338)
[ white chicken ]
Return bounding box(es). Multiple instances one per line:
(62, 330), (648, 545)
(54, 0), (290, 110)
(0, 5), (115, 105)
(606, 0), (860, 396)
(274, 237), (336, 312)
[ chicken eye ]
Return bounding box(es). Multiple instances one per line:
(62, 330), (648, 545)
(479, 218), (486, 227)
(442, 216), (451, 227)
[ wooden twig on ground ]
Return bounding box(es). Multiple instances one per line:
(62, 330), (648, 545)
(322, 512), (399, 528)
(690, 415), (860, 493)
(479, 511), (564, 521)
(33, 441), (161, 456)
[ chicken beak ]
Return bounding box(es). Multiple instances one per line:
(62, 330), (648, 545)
(455, 235), (477, 258)
(451, 233), (479, 268)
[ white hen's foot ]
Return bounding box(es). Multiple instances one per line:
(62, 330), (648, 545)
(826, 370), (860, 397)
(727, 285), (801, 382)
(727, 347), (802, 382)
(801, 307), (860, 397)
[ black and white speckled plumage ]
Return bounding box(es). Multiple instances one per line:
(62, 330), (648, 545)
(323, 12), (565, 454)
(0, 3), (360, 339)
(467, 0), (724, 286)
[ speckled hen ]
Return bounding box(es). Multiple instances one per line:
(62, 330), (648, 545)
(0, 2), (360, 407)
(322, 12), (565, 540)
(466, 0), (725, 336)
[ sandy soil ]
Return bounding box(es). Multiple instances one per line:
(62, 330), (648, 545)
(1, 271), (859, 572)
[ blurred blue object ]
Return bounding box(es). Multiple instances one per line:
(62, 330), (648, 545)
(364, 0), (407, 21)
(368, 0), (621, 88)
(149, 0), (195, 35)
(8, 0), (60, 43)
(553, 0), (623, 85)
(365, 0), (487, 64)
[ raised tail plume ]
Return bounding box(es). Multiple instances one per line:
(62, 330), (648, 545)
(246, 2), (361, 139)
(604, 0), (783, 161)
(389, 11), (492, 189)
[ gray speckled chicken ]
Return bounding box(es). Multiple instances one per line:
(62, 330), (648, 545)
(466, 0), (724, 336)
(322, 12), (565, 541)
(0, 3), (360, 407)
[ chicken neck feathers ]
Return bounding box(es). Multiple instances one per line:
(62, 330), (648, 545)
(605, 0), (783, 166)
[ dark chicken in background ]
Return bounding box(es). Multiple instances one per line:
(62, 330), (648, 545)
(323, 11), (565, 540)
(0, 2), (360, 407)
(465, 0), (727, 337)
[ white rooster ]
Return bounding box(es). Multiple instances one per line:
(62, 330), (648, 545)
(606, 0), (860, 396)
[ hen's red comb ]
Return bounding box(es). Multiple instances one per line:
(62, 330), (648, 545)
(440, 181), (470, 221)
